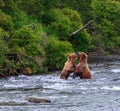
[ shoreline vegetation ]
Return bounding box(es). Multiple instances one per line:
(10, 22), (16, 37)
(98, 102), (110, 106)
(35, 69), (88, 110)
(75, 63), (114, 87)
(88, 53), (120, 63)
(0, 53), (119, 79)
(0, 0), (120, 78)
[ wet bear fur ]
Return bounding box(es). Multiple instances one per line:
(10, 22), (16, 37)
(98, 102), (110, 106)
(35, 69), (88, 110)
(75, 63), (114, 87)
(60, 53), (76, 80)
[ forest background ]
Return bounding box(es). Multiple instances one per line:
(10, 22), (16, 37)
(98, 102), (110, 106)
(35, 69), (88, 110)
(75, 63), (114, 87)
(0, 0), (120, 75)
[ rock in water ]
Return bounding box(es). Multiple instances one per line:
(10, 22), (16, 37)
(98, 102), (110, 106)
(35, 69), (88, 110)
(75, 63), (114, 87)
(25, 97), (51, 103)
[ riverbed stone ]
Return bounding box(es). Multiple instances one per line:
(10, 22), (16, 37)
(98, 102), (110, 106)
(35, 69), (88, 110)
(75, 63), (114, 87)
(25, 97), (51, 103)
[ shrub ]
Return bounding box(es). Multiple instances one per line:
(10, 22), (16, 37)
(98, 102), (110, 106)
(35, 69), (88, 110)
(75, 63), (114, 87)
(0, 10), (14, 31)
(45, 37), (74, 70)
(91, 0), (120, 52)
(11, 26), (35, 47)
(71, 30), (92, 52)
(46, 8), (82, 40)
(25, 43), (45, 57)
(9, 24), (48, 74)
(0, 0), (5, 8)
(0, 28), (9, 67)
(45, 8), (92, 52)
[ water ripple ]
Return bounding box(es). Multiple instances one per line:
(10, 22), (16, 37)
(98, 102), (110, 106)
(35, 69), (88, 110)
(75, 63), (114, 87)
(0, 61), (120, 111)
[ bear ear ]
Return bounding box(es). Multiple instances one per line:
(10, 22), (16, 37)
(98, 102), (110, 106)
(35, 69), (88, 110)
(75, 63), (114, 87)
(67, 55), (71, 59)
(83, 53), (88, 59)
(66, 52), (72, 58)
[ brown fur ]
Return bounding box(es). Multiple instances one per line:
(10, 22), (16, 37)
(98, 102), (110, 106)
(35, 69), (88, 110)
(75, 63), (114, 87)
(25, 97), (51, 103)
(75, 52), (92, 79)
(60, 53), (76, 80)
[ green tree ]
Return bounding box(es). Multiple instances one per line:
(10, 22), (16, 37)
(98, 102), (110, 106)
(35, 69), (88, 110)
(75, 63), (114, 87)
(16, 0), (45, 19)
(0, 0), (5, 8)
(46, 8), (82, 40)
(0, 10), (14, 31)
(0, 28), (9, 67)
(10, 26), (45, 56)
(45, 37), (74, 70)
(71, 30), (92, 52)
(56, 0), (93, 23)
(91, 0), (120, 51)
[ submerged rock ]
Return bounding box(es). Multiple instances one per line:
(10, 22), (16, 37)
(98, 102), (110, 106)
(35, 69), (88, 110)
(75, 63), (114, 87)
(25, 97), (51, 103)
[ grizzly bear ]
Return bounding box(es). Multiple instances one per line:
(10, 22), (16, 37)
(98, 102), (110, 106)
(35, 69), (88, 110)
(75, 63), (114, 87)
(74, 52), (92, 79)
(60, 53), (76, 80)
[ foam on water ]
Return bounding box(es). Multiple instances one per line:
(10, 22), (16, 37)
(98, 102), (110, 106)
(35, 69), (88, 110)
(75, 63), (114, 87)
(1, 75), (43, 89)
(101, 86), (120, 90)
(111, 69), (120, 73)
(3, 83), (27, 88)
(0, 61), (120, 111)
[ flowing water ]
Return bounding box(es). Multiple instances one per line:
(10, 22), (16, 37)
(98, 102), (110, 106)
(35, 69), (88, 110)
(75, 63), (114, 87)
(0, 61), (120, 111)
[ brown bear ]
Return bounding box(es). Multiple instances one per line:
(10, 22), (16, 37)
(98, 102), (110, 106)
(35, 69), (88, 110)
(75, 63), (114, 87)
(60, 53), (76, 80)
(74, 52), (92, 79)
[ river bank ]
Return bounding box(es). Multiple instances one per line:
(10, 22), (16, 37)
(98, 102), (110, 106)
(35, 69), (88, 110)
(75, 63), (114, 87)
(0, 54), (120, 78)
(88, 54), (120, 62)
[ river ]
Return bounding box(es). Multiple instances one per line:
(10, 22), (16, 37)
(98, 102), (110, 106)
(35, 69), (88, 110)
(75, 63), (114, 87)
(0, 61), (120, 111)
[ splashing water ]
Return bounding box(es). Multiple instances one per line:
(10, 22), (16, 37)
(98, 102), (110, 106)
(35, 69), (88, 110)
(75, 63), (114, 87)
(0, 61), (120, 111)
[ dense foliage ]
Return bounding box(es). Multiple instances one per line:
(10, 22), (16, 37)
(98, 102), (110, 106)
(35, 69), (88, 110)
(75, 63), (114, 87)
(91, 0), (120, 53)
(45, 37), (74, 71)
(0, 0), (120, 75)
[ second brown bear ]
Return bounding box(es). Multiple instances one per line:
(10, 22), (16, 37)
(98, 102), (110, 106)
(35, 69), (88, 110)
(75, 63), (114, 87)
(74, 52), (92, 79)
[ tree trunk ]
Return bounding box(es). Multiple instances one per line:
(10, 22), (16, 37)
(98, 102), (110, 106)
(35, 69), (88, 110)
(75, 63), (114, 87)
(69, 20), (93, 39)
